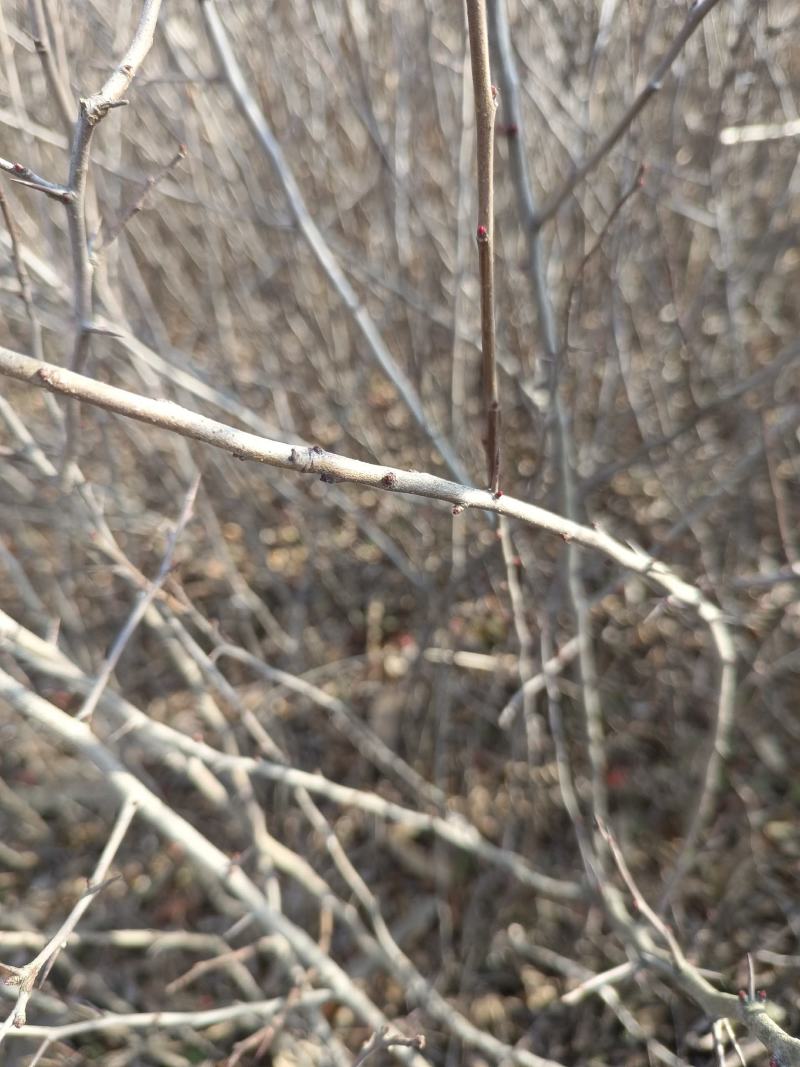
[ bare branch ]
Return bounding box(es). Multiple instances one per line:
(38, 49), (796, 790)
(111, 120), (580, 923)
(466, 0), (501, 493)
(0, 157), (72, 202)
(0, 798), (137, 1041)
(0, 344), (737, 649)
(91, 143), (187, 255)
(197, 0), (469, 485)
(74, 474), (200, 723)
(532, 0), (726, 228)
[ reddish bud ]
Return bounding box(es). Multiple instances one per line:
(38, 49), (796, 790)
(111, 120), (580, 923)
(476, 224), (489, 242)
(758, 989), (767, 1001)
(381, 471), (398, 489)
(738, 990), (748, 1002)
(493, 489), (504, 498)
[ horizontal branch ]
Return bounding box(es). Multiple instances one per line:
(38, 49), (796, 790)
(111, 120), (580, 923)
(0, 345), (734, 657)
(2, 991), (332, 1045)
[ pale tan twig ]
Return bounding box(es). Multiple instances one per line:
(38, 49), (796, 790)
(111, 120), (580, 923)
(75, 474), (200, 723)
(721, 116), (800, 144)
(1, 991), (332, 1046)
(353, 1026), (426, 1067)
(498, 518), (539, 757)
(0, 797), (138, 1041)
(64, 0), (163, 373)
(595, 819), (800, 1066)
(0, 348), (735, 705)
(0, 346), (730, 624)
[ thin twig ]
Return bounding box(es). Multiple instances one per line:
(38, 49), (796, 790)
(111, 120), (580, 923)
(0, 188), (44, 361)
(0, 797), (138, 1041)
(0, 157), (72, 202)
(0, 991), (332, 1046)
(489, 0), (737, 904)
(466, 0), (501, 493)
(28, 0), (75, 133)
(489, 0), (611, 836)
(57, 0), (163, 486)
(352, 1027), (426, 1067)
(198, 0), (469, 485)
(595, 819), (800, 1065)
(532, 0), (726, 228)
(74, 473), (200, 723)
(561, 165), (646, 354)
(92, 143), (187, 256)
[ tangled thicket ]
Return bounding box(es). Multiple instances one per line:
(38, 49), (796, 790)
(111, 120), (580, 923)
(0, 1), (798, 1065)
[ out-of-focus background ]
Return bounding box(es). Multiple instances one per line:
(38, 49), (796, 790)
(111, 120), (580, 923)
(0, 1), (798, 1064)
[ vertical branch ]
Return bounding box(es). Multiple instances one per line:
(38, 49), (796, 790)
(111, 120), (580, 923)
(465, 0), (501, 494)
(28, 0), (76, 134)
(64, 0), (163, 373)
(0, 189), (44, 362)
(487, 0), (609, 835)
(55, 0), (163, 481)
(488, 0), (737, 894)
